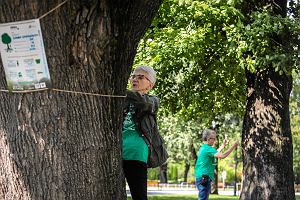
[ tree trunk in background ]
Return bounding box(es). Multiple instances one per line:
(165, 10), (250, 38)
(210, 160), (218, 194)
(190, 142), (197, 165)
(159, 163), (168, 183)
(240, 1), (295, 199)
(183, 162), (190, 183)
(241, 67), (295, 200)
(0, 0), (161, 199)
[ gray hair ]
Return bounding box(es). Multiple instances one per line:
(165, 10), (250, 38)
(134, 66), (156, 83)
(202, 129), (216, 141)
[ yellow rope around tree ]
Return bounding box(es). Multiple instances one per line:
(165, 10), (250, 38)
(51, 88), (126, 98)
(0, 88), (126, 98)
(39, 0), (70, 20)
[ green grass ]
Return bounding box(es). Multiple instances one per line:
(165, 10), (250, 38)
(128, 194), (237, 200)
(127, 195), (300, 200)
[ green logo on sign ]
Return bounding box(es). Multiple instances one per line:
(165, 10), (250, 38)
(1, 33), (12, 52)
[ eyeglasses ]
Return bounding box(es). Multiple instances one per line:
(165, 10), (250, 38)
(130, 74), (150, 81)
(208, 137), (216, 140)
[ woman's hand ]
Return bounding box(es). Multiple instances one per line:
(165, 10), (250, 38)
(233, 140), (240, 148)
(224, 135), (229, 146)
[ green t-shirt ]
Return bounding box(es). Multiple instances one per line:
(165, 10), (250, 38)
(122, 109), (149, 163)
(195, 143), (218, 180)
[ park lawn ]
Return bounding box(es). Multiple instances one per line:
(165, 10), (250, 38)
(128, 195), (238, 200)
(127, 195), (300, 200)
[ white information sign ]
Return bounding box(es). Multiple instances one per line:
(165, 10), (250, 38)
(0, 19), (51, 91)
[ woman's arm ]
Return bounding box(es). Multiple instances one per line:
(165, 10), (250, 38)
(126, 90), (159, 114)
(217, 137), (229, 152)
(214, 141), (239, 159)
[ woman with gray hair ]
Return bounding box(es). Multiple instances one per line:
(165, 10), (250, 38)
(122, 66), (158, 200)
(195, 129), (239, 200)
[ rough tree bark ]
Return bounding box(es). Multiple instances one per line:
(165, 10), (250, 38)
(240, 1), (295, 199)
(0, 0), (162, 199)
(241, 68), (295, 200)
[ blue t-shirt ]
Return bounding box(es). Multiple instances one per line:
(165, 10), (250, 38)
(195, 144), (218, 180)
(122, 107), (149, 163)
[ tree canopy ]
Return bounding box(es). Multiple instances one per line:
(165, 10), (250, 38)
(134, 0), (300, 197)
(134, 0), (300, 121)
(134, 0), (246, 121)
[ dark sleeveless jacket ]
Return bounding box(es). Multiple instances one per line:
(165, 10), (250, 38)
(123, 90), (159, 147)
(124, 90), (168, 168)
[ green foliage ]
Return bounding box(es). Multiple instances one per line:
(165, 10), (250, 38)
(133, 0), (300, 187)
(294, 133), (300, 183)
(148, 168), (160, 180)
(159, 114), (204, 164)
(135, 0), (246, 120)
(215, 114), (243, 183)
(134, 0), (300, 120)
(228, 10), (300, 75)
(158, 113), (242, 183)
(291, 72), (300, 183)
(168, 164), (179, 182)
(218, 158), (242, 183)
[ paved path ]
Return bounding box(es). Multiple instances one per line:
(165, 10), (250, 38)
(147, 189), (240, 196)
(127, 188), (300, 197)
(127, 188), (241, 196)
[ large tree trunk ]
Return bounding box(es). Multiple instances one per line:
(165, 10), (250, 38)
(240, 68), (295, 200)
(240, 0), (295, 199)
(0, 0), (161, 199)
